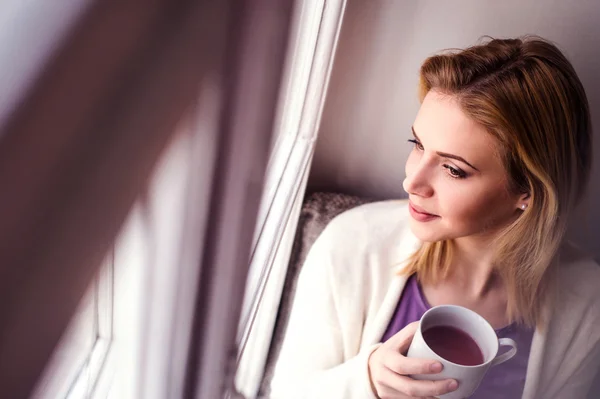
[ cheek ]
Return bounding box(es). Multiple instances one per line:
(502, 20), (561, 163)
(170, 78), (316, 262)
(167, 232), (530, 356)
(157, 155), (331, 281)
(441, 183), (512, 231)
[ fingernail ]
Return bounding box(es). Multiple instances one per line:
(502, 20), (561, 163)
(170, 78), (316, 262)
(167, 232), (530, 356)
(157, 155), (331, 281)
(448, 380), (458, 391)
(430, 362), (442, 372)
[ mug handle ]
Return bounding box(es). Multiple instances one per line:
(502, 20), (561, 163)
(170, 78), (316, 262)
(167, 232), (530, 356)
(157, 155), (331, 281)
(490, 337), (518, 367)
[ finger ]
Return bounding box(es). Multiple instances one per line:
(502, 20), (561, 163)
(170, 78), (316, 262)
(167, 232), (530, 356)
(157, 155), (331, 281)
(371, 367), (412, 398)
(382, 350), (443, 375)
(374, 367), (457, 398)
(386, 321), (420, 353)
(391, 375), (458, 398)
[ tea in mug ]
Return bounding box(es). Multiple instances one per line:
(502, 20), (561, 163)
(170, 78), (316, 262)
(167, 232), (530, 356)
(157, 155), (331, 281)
(422, 325), (484, 366)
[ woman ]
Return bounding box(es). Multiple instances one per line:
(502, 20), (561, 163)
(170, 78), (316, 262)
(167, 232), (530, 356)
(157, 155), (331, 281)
(270, 36), (600, 399)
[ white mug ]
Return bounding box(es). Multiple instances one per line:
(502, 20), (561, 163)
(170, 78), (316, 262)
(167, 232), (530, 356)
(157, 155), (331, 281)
(406, 305), (517, 399)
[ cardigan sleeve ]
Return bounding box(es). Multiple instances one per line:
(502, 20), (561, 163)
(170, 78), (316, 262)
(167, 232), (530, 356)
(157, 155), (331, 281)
(543, 317), (600, 398)
(270, 221), (379, 399)
(533, 258), (600, 399)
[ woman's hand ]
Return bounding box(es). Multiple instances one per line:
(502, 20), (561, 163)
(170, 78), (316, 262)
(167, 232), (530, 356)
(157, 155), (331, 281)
(368, 321), (459, 399)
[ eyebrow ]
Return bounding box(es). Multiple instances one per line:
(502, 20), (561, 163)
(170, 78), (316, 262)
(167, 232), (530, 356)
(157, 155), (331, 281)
(411, 126), (480, 172)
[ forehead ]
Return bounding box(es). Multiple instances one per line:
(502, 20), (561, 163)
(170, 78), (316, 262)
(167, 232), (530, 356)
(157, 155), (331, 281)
(413, 91), (502, 171)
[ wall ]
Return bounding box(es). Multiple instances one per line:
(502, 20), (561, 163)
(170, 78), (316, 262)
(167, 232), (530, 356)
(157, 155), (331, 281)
(309, 0), (600, 261)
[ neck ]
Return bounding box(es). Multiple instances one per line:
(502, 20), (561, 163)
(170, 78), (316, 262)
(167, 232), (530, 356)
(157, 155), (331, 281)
(448, 235), (503, 298)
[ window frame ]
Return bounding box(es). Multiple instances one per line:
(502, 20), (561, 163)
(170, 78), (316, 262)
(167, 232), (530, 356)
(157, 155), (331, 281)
(32, 253), (114, 399)
(234, 1), (348, 397)
(67, 257), (114, 399)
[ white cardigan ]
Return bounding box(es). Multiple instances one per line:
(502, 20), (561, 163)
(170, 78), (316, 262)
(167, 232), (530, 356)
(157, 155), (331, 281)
(270, 200), (600, 399)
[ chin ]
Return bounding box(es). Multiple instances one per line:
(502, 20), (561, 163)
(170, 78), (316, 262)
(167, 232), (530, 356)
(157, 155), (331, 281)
(408, 218), (447, 243)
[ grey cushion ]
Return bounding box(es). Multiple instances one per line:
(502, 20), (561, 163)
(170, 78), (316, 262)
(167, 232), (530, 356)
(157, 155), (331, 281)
(258, 192), (374, 397)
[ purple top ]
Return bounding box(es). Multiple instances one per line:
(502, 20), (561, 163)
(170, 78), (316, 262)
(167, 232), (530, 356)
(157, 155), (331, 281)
(381, 275), (534, 399)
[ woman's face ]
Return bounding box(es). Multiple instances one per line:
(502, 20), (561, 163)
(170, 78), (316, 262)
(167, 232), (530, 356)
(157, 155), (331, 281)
(403, 91), (524, 243)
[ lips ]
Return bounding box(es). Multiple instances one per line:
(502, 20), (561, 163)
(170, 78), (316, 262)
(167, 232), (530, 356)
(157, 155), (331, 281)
(408, 201), (439, 222)
(410, 202), (436, 216)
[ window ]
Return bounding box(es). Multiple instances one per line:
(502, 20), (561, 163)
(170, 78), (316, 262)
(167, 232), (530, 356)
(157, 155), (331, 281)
(0, 1), (296, 398)
(234, 1), (348, 397)
(33, 257), (113, 399)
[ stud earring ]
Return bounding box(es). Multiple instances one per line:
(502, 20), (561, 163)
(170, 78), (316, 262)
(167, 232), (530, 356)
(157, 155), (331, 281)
(520, 204), (527, 210)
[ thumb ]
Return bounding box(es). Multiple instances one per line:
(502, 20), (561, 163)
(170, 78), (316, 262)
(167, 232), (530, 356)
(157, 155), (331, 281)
(387, 320), (420, 354)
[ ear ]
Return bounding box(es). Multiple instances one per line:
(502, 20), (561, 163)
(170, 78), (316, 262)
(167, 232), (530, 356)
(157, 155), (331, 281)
(517, 192), (530, 211)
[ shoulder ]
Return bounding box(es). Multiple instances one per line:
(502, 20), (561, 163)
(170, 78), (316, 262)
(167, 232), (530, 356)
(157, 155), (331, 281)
(318, 199), (411, 244)
(310, 199), (418, 276)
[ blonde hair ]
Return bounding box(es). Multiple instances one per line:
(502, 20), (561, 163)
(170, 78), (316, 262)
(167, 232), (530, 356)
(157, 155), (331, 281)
(403, 36), (592, 328)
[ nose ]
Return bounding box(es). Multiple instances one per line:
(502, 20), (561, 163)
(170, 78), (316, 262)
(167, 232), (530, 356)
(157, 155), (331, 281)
(403, 157), (434, 198)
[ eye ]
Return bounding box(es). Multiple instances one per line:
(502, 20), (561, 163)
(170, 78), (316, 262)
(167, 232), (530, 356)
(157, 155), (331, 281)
(443, 164), (467, 179)
(408, 139), (424, 151)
